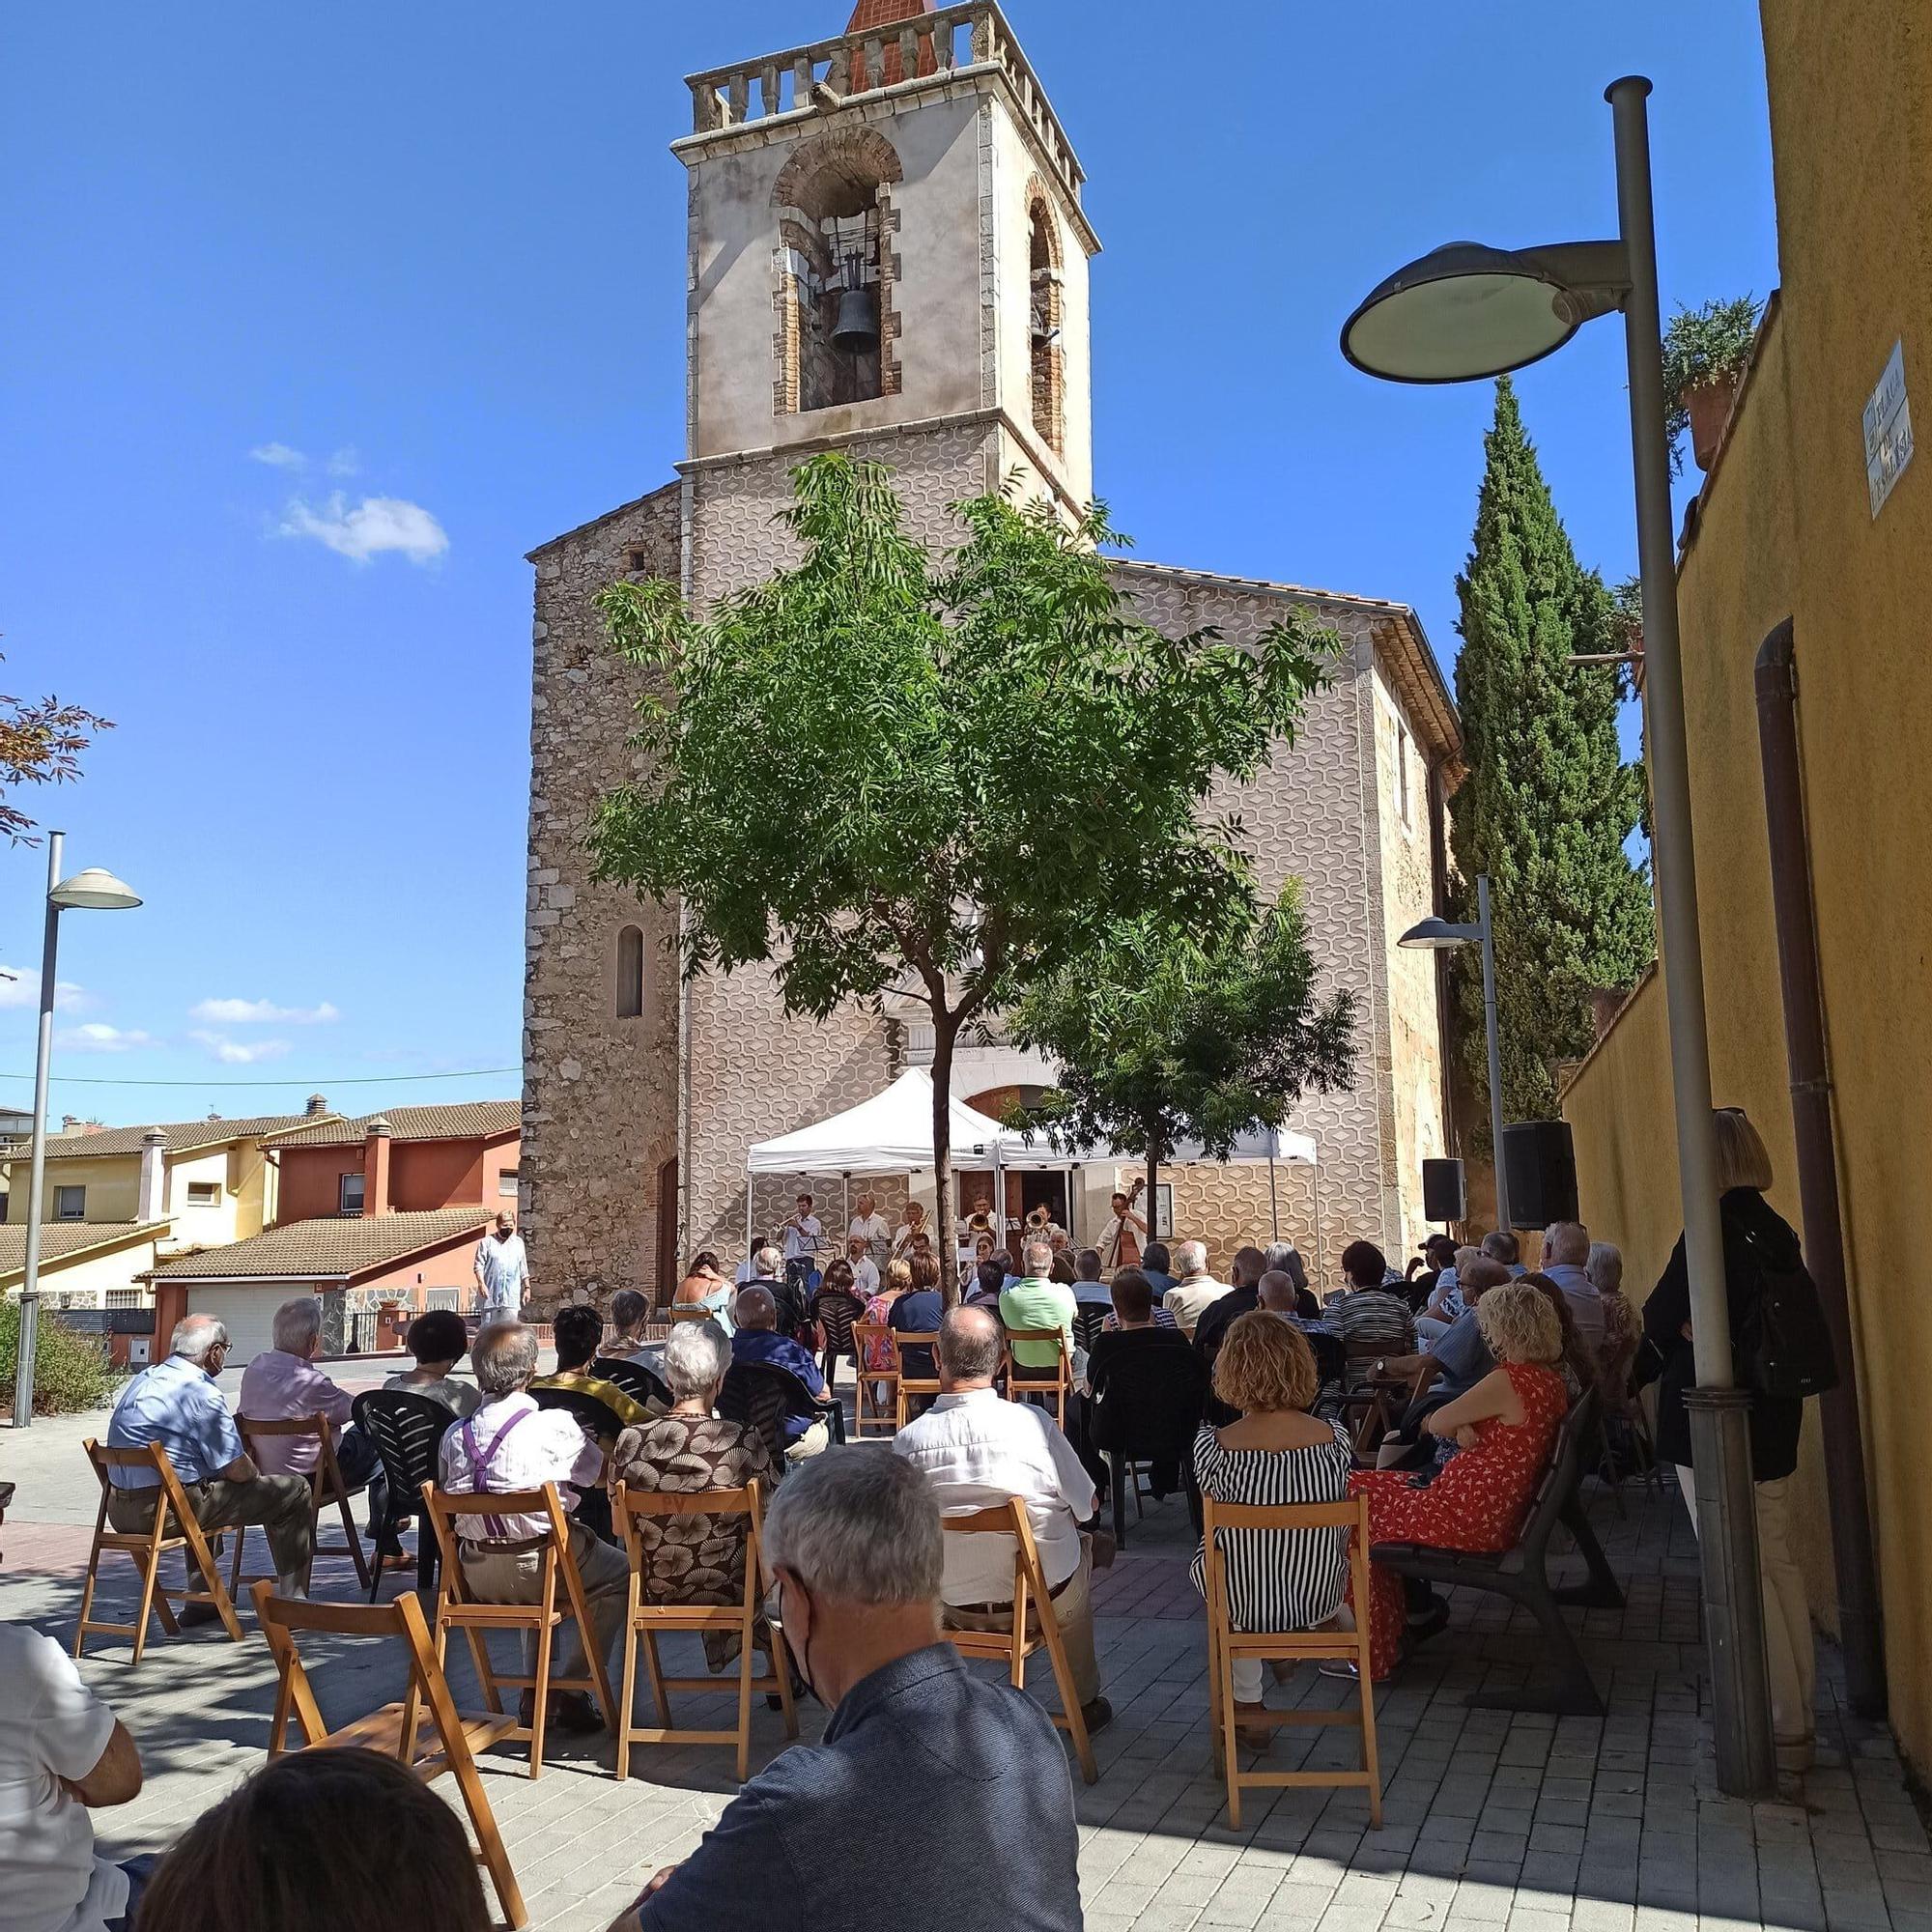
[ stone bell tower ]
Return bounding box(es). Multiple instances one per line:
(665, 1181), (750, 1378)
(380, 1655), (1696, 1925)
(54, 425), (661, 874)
(671, 1), (1102, 1260)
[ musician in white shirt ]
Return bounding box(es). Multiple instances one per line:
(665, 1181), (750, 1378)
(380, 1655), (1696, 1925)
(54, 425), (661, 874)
(847, 1192), (891, 1254)
(781, 1194), (825, 1265)
(844, 1234), (881, 1299)
(438, 1321), (627, 1733)
(1098, 1185), (1149, 1270)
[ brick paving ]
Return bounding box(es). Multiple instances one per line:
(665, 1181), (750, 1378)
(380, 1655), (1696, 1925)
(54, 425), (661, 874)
(3, 1385), (1927, 1932)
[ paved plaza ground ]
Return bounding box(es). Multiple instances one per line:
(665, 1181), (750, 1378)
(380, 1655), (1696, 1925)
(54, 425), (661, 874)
(3, 1365), (1927, 1932)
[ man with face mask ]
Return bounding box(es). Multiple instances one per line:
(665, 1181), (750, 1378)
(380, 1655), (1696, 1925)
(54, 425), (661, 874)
(608, 1451), (1082, 1932)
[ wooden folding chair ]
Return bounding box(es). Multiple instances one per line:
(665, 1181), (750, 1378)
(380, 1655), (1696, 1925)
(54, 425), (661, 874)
(421, 1481), (616, 1779)
(73, 1440), (243, 1661)
(851, 1321), (899, 1437)
(893, 1331), (940, 1429)
(251, 1581), (527, 1930)
(940, 1498), (1097, 1785)
(611, 1479), (796, 1782)
(1202, 1491), (1382, 1829)
(1005, 1329), (1073, 1430)
(226, 1415), (372, 1598)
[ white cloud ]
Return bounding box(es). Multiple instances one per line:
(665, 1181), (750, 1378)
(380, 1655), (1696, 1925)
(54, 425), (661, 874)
(57, 1023), (155, 1053)
(0, 966), (88, 1012)
(190, 997), (339, 1026)
(326, 446), (360, 477)
(277, 493), (447, 565)
(249, 441), (307, 469)
(190, 1031), (291, 1065)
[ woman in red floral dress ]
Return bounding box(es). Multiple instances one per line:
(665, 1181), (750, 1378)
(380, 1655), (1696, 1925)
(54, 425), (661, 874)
(1347, 1280), (1571, 1679)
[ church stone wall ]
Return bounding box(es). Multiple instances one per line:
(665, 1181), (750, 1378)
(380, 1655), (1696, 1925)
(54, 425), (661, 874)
(522, 483), (683, 1307)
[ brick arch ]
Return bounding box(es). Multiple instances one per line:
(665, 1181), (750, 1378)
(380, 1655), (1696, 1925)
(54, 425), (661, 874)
(770, 127), (904, 221)
(1024, 176), (1065, 271)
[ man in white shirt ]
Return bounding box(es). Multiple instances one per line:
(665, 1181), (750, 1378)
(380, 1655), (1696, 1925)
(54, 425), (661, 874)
(1540, 1221), (1605, 1352)
(846, 1191), (891, 1256)
(438, 1321), (627, 1733)
(1161, 1240), (1229, 1337)
(892, 1307), (1112, 1733)
(781, 1194), (824, 1265)
(844, 1234), (881, 1300)
(0, 1483), (150, 1932)
(473, 1211), (529, 1320)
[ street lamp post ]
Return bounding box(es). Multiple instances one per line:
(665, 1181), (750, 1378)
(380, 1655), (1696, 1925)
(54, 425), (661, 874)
(11, 832), (142, 1430)
(1342, 78), (1776, 1796)
(1400, 874), (1510, 1234)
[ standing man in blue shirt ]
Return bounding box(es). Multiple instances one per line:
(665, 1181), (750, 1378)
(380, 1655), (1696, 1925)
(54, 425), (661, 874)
(729, 1286), (834, 1461)
(105, 1314), (315, 1609)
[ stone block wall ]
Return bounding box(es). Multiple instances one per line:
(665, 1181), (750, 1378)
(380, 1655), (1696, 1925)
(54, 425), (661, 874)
(522, 482), (684, 1308)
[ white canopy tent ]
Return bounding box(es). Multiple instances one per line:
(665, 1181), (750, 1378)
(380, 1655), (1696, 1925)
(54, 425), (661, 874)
(743, 1068), (1324, 1257)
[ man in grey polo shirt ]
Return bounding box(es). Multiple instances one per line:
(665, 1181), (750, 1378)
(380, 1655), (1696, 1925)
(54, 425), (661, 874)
(614, 1451), (1082, 1932)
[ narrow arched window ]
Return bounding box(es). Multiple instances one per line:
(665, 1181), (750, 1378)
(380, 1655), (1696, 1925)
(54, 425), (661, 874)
(1028, 197), (1065, 454)
(616, 924), (644, 1020)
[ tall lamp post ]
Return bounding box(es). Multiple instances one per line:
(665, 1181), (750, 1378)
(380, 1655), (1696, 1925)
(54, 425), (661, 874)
(1340, 78), (1775, 1796)
(11, 833), (142, 1430)
(1400, 874), (1510, 1235)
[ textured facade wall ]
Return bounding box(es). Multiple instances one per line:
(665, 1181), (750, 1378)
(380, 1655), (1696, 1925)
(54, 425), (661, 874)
(522, 484), (684, 1306)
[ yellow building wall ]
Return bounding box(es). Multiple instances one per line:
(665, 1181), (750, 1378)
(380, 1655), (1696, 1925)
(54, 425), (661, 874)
(1564, 0), (1932, 1768)
(1, 1233), (167, 1303)
(17, 1156), (140, 1225)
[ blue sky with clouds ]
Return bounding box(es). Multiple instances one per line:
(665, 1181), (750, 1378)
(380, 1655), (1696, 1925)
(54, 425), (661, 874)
(0, 2), (1776, 1126)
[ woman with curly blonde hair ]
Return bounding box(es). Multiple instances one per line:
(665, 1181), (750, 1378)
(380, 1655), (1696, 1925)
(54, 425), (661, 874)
(1190, 1313), (1353, 1747)
(1345, 1279), (1569, 1680)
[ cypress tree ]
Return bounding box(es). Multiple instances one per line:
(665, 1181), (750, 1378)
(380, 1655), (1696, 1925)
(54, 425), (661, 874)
(1450, 377), (1654, 1130)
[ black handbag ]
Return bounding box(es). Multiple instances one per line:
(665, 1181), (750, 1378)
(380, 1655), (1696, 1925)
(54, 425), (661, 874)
(1735, 1227), (1839, 1400)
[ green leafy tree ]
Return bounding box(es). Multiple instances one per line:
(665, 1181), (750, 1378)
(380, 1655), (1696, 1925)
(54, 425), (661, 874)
(1008, 884), (1356, 1221)
(1450, 379), (1653, 1129)
(0, 649), (110, 844)
(590, 453), (1338, 1293)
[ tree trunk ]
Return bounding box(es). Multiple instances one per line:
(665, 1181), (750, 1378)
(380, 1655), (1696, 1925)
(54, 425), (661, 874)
(930, 1011), (961, 1306)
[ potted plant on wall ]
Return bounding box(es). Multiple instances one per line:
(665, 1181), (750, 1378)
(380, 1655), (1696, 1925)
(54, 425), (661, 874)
(1662, 296), (1762, 474)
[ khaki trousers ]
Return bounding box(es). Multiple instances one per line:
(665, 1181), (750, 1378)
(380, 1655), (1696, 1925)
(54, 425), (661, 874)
(1676, 1465), (1816, 1758)
(945, 1535), (1100, 1709)
(108, 1473), (314, 1583)
(457, 1520), (629, 1684)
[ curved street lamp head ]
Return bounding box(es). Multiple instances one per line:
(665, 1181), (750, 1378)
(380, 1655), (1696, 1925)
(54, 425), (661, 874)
(50, 867), (143, 912)
(1398, 915), (1481, 951)
(1341, 241), (1582, 384)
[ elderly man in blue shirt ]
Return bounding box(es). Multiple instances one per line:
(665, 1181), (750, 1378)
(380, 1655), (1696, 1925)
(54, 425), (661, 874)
(104, 1313), (315, 1609)
(607, 1451), (1082, 1932)
(729, 1285), (834, 1461)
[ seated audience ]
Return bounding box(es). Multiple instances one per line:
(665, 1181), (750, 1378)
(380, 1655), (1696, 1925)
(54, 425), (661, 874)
(810, 1256), (868, 1348)
(1047, 1252), (1079, 1290)
(1378, 1255), (1511, 1417)
(384, 1309), (482, 1417)
(611, 1452), (1082, 1931)
(137, 1748), (489, 1932)
(0, 1482), (151, 1932)
(604, 1290), (659, 1365)
(1191, 1245), (1272, 1388)
(1540, 1221), (1605, 1350)
(1413, 1235), (1466, 1340)
(1481, 1229), (1524, 1275)
(1262, 1242), (1319, 1320)
(1000, 1238), (1078, 1378)
(105, 1315), (314, 1608)
(1086, 1266), (1209, 1499)
(893, 1307), (1112, 1736)
(438, 1321), (627, 1734)
(740, 1246), (808, 1338)
(1190, 1314), (1352, 1746)
(1520, 1270), (1601, 1399)
(1324, 1241), (1418, 1352)
(608, 1319), (779, 1678)
(964, 1258), (1007, 1310)
(531, 1305), (654, 1432)
(842, 1236), (881, 1301)
(1588, 1240), (1640, 1384)
(678, 1252), (736, 1332)
(1347, 1281), (1568, 1678)
(1161, 1240), (1229, 1337)
(1139, 1240), (1179, 1302)
(887, 1252), (945, 1382)
(238, 1296), (393, 1559)
(730, 1285), (833, 1461)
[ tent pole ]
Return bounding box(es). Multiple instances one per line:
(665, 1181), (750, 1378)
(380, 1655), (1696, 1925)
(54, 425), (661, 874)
(1267, 1155), (1280, 1242)
(1312, 1146), (1324, 1282)
(746, 1175), (754, 1262)
(842, 1172), (851, 1251)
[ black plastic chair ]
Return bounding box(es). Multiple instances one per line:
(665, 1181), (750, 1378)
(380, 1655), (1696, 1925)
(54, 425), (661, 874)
(349, 1389), (458, 1605)
(719, 1360), (845, 1474)
(1072, 1305), (1111, 1354)
(1368, 1386), (1623, 1717)
(810, 1291), (867, 1392)
(530, 1384), (635, 1543)
(1088, 1340), (1208, 1547)
(593, 1356), (671, 1411)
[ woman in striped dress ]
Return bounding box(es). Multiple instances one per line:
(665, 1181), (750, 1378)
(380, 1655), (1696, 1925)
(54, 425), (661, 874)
(1191, 1313), (1354, 1747)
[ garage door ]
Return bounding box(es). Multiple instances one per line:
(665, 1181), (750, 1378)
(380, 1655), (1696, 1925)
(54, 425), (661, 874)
(202, 1284), (293, 1366)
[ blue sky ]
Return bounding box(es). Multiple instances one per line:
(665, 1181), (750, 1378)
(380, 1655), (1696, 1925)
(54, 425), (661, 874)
(0, 2), (1776, 1127)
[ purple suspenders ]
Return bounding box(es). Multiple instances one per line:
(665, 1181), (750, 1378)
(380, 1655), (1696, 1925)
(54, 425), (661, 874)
(459, 1406), (533, 1539)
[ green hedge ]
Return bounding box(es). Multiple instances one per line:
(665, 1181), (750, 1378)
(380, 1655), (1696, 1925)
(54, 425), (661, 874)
(0, 1302), (125, 1417)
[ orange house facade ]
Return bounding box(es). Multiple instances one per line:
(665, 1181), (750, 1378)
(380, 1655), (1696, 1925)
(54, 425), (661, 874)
(263, 1102), (521, 1223)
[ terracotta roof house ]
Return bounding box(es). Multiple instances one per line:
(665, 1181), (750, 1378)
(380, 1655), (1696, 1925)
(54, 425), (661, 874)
(139, 1208), (493, 1363)
(262, 1102), (522, 1224)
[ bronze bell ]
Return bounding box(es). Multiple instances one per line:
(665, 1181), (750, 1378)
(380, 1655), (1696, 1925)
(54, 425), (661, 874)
(831, 282), (880, 355)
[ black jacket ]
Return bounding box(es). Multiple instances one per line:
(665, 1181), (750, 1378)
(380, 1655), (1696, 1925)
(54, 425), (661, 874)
(1642, 1187), (1805, 1481)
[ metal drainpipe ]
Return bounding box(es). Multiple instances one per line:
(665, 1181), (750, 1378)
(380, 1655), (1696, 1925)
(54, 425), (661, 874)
(1753, 617), (1887, 1719)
